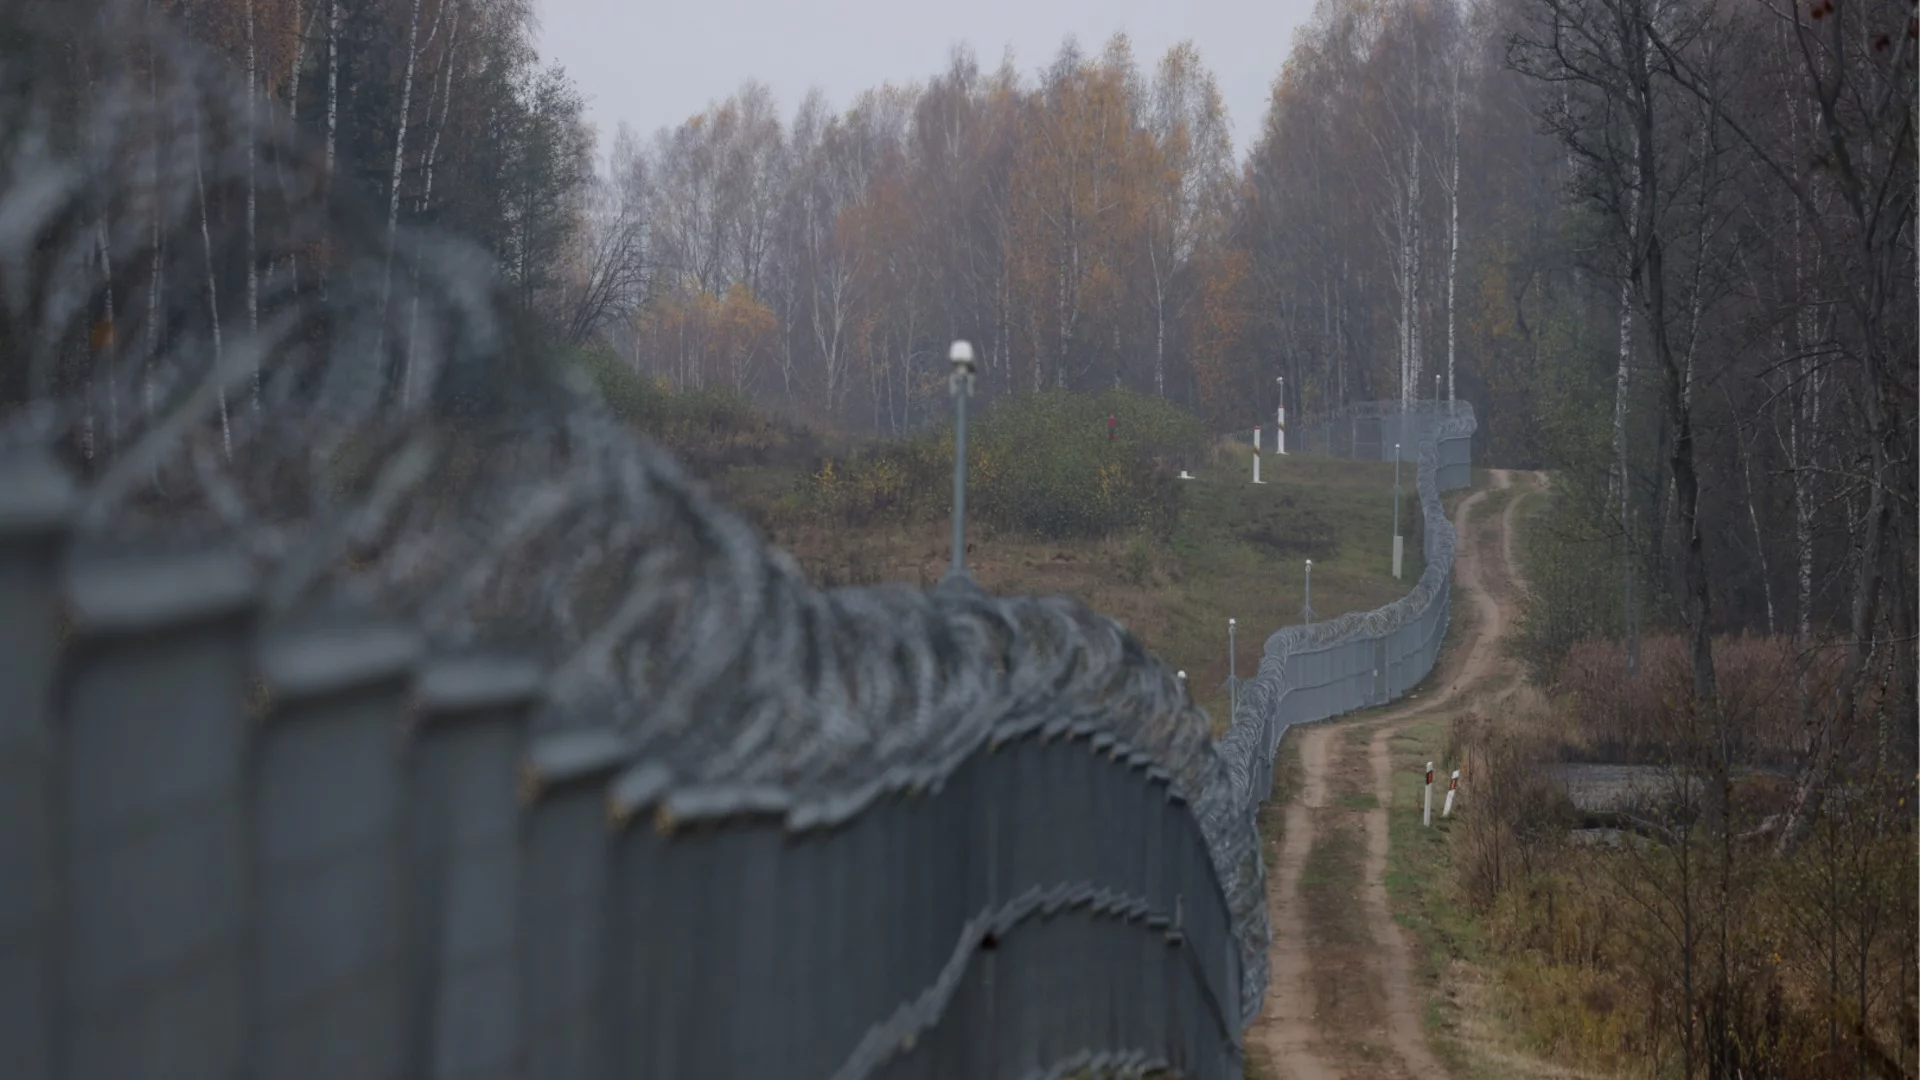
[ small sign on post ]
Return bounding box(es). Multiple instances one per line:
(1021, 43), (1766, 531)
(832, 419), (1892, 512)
(1442, 769), (1460, 818)
(1423, 762), (1435, 827)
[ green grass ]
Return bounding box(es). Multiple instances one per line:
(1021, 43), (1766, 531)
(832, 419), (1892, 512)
(1157, 453), (1428, 724)
(1385, 717), (1497, 1078)
(711, 438), (1429, 732)
(1300, 826), (1368, 946)
(1512, 480), (1553, 587)
(1258, 731), (1305, 850)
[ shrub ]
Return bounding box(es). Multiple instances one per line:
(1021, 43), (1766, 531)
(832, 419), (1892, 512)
(805, 390), (1205, 540)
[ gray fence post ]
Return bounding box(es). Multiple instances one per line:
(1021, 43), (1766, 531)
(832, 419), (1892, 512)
(0, 450), (77, 1080)
(408, 654), (541, 1080)
(518, 729), (627, 1080)
(56, 547), (257, 1080)
(252, 617), (421, 1080)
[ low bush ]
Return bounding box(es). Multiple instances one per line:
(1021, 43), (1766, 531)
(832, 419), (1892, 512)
(807, 390), (1205, 541)
(575, 348), (815, 474)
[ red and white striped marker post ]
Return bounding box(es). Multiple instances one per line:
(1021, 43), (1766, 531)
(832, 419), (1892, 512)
(1442, 769), (1460, 818)
(1252, 426), (1265, 484)
(1423, 762), (1435, 827)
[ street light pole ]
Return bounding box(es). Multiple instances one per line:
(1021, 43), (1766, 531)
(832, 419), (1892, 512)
(1302, 559), (1314, 623)
(1393, 442), (1403, 579)
(949, 340), (976, 579)
(1228, 617), (1238, 718)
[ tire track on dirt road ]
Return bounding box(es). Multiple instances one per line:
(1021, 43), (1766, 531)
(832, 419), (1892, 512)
(1249, 469), (1544, 1079)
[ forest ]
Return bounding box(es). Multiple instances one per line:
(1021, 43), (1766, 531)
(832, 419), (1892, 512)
(12, 0), (1916, 1072)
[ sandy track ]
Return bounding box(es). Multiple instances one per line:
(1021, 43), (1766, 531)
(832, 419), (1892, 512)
(1249, 470), (1544, 1079)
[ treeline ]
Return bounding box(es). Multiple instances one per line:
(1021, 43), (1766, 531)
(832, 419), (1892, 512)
(574, 0), (1915, 773)
(98, 0), (596, 339)
(51, 0), (1916, 768)
(575, 40), (1239, 435)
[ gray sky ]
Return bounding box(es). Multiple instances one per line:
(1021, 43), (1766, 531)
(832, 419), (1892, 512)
(534, 0), (1319, 169)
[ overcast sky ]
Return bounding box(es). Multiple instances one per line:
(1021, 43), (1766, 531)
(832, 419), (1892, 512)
(534, 0), (1320, 170)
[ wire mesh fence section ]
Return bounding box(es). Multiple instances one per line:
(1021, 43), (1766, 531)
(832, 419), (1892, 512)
(1207, 399), (1477, 1020)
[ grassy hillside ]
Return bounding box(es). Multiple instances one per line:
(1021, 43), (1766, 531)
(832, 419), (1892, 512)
(729, 446), (1422, 731)
(582, 356), (1428, 731)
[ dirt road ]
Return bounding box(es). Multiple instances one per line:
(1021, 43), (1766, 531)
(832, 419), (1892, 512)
(1247, 469), (1544, 1079)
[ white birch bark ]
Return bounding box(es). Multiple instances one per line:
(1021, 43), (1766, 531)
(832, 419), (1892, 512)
(385, 0), (427, 404)
(192, 106), (230, 460)
(246, 0), (260, 414)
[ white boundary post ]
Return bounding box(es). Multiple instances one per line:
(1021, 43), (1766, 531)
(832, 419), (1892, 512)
(1423, 762), (1434, 827)
(1252, 427), (1264, 484)
(1276, 376), (1287, 455)
(1442, 769), (1459, 817)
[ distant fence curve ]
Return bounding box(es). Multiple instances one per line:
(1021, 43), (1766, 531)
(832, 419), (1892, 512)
(1209, 400), (1477, 1019)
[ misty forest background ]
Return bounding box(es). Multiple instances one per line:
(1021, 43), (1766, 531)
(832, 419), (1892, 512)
(19, 0), (1919, 1074)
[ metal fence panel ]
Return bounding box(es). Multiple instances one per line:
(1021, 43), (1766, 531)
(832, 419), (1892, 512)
(57, 551), (255, 1080)
(0, 453), (74, 1080)
(5, 392), (1458, 1080)
(519, 766), (617, 1080)
(409, 656), (533, 1080)
(253, 621), (417, 1080)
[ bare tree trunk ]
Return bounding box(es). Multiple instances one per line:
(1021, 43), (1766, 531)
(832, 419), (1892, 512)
(1151, 249), (1167, 399)
(408, 0), (461, 385)
(95, 216), (117, 450)
(245, 0), (260, 414)
(322, 0), (338, 297)
(144, 0), (163, 422)
(193, 104), (230, 461)
(1444, 77), (1460, 403)
(277, 0), (322, 297)
(1631, 76), (1714, 711)
(1613, 133), (1639, 673)
(1730, 382), (1776, 636)
(385, 0), (427, 404)
(418, 0), (461, 216)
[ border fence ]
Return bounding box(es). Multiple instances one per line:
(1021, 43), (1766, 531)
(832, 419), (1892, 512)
(2, 453), (1246, 1080)
(0, 400), (1471, 1080)
(0, 5), (1476, 1074)
(1208, 399), (1477, 1017)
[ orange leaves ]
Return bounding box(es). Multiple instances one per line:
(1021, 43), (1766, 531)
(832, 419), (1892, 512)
(1005, 39), (1163, 387)
(632, 284), (777, 392)
(1189, 248), (1257, 422)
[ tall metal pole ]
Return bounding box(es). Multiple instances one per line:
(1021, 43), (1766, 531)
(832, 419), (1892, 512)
(1303, 559), (1314, 623)
(1393, 442), (1403, 579)
(949, 340), (975, 578)
(1228, 618), (1238, 718)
